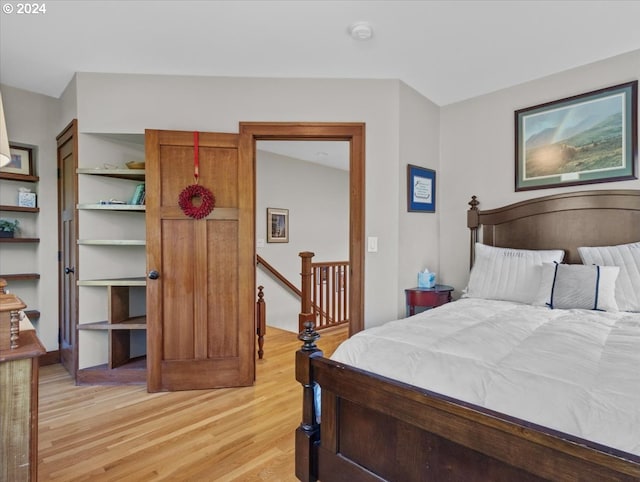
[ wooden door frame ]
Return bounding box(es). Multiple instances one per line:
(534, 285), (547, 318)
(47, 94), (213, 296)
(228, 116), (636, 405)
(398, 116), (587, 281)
(56, 119), (79, 376)
(239, 122), (365, 335)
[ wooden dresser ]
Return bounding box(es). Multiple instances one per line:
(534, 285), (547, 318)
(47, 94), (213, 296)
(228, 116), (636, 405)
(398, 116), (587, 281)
(1, 289), (45, 482)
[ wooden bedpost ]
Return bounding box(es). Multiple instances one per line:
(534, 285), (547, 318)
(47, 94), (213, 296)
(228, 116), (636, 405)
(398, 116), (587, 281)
(299, 251), (316, 332)
(295, 321), (322, 482)
(467, 195), (480, 268)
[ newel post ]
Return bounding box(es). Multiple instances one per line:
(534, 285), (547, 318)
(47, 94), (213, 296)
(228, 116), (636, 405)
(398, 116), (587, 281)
(467, 195), (480, 269)
(256, 286), (266, 359)
(295, 321), (322, 482)
(299, 251), (315, 332)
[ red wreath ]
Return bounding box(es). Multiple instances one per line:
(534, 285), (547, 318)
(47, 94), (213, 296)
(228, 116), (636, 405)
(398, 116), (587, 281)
(178, 184), (215, 219)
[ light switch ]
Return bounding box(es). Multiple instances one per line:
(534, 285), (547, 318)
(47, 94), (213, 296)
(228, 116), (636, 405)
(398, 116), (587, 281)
(257, 238), (265, 248)
(367, 236), (378, 252)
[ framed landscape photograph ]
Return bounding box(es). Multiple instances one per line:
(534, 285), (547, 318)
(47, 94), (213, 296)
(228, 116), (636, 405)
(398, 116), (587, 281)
(267, 207), (289, 243)
(515, 81), (637, 191)
(1, 145), (34, 176)
(407, 164), (436, 212)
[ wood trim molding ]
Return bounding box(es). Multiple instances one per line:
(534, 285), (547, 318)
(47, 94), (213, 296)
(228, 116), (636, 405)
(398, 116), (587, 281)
(239, 122), (366, 335)
(38, 350), (61, 367)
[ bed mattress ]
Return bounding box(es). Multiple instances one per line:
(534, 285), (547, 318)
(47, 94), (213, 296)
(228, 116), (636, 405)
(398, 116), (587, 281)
(330, 298), (640, 456)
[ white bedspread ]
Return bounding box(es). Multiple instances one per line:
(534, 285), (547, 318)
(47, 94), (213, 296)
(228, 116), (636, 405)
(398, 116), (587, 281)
(331, 298), (640, 455)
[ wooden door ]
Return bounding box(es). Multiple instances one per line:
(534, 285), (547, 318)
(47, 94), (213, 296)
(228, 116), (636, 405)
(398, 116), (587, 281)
(56, 120), (78, 377)
(145, 130), (255, 392)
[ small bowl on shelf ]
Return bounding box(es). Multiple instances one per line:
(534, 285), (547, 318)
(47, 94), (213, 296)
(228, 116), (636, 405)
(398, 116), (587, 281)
(126, 161), (145, 170)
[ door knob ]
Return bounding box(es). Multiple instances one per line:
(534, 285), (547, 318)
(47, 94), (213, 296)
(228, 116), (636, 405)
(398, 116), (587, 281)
(64, 267), (75, 274)
(148, 270), (160, 280)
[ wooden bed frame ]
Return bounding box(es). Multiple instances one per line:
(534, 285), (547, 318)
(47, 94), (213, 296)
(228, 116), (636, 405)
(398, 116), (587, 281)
(295, 189), (640, 482)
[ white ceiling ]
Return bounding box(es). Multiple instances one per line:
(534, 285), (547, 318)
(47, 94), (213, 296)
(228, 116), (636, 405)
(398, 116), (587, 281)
(257, 140), (349, 170)
(1, 1), (639, 106)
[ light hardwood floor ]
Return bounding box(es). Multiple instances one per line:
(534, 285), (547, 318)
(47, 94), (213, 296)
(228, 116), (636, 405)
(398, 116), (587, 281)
(38, 326), (347, 481)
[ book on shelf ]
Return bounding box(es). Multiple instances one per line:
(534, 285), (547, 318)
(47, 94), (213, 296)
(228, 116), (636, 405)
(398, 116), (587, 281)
(130, 183), (145, 205)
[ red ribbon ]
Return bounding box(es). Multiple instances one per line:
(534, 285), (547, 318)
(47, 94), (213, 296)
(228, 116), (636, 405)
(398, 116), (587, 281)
(194, 131), (200, 182)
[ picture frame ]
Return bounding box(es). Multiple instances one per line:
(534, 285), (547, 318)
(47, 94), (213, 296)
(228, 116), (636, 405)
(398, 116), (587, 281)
(1, 145), (34, 177)
(267, 207), (289, 243)
(407, 164), (436, 212)
(515, 81), (637, 191)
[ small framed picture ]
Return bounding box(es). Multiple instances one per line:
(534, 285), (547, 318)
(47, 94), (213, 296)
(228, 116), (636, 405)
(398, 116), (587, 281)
(407, 164), (436, 213)
(1, 145), (34, 176)
(267, 207), (289, 243)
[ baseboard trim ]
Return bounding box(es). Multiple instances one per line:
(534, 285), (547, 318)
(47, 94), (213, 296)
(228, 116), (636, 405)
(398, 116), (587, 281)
(39, 350), (61, 366)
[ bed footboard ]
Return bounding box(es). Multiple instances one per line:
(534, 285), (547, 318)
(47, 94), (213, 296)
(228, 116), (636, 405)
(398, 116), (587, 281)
(295, 324), (640, 482)
(295, 323), (323, 481)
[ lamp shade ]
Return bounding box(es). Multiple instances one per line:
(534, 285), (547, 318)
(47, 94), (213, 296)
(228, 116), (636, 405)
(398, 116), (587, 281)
(0, 90), (10, 168)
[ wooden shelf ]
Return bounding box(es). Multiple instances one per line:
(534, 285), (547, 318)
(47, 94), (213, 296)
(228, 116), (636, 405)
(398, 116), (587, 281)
(0, 173), (39, 182)
(0, 205), (39, 213)
(78, 316), (146, 330)
(23, 310), (40, 321)
(0, 273), (40, 281)
(75, 139), (147, 383)
(78, 239), (145, 246)
(76, 168), (145, 181)
(77, 277), (146, 287)
(0, 238), (39, 243)
(77, 204), (145, 211)
(76, 356), (147, 384)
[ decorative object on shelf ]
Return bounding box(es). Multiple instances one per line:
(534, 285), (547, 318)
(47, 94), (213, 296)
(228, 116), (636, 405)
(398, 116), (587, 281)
(130, 183), (145, 205)
(407, 164), (436, 213)
(0, 218), (19, 238)
(126, 160), (145, 170)
(178, 132), (216, 219)
(17, 187), (36, 208)
(267, 207), (289, 243)
(2, 145), (34, 176)
(515, 80), (638, 191)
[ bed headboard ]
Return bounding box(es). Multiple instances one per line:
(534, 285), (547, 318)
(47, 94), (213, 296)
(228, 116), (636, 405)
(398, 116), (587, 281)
(467, 189), (640, 266)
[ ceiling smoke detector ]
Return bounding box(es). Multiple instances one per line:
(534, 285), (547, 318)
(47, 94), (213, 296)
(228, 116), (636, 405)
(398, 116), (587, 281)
(349, 22), (373, 40)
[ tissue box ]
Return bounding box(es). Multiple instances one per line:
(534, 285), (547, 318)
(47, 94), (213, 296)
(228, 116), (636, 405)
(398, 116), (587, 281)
(418, 272), (436, 289)
(18, 192), (36, 208)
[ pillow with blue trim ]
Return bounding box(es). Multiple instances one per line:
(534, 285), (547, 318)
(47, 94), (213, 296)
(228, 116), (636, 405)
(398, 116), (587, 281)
(578, 242), (640, 312)
(533, 263), (620, 311)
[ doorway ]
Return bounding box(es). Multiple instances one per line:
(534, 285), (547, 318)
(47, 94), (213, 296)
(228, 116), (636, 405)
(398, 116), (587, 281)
(256, 140), (349, 333)
(240, 122), (365, 336)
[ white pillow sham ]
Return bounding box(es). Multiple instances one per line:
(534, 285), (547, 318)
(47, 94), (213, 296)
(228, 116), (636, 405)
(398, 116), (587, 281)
(464, 243), (564, 304)
(533, 262), (620, 312)
(578, 242), (640, 312)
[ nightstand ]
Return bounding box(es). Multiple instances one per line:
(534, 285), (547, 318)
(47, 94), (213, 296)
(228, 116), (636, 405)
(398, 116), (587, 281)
(405, 285), (454, 316)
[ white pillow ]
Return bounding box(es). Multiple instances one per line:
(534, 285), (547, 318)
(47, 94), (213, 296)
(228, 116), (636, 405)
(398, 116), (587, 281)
(464, 243), (564, 304)
(533, 263), (620, 312)
(578, 242), (640, 312)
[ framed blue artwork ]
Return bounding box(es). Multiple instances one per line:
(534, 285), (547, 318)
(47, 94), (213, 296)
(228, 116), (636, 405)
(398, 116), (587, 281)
(407, 164), (435, 213)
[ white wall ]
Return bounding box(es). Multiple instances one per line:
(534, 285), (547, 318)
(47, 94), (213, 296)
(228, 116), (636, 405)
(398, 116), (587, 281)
(439, 49), (640, 294)
(74, 73), (408, 327)
(256, 150), (349, 332)
(1, 84), (60, 350)
(2, 73), (428, 356)
(397, 82), (442, 313)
